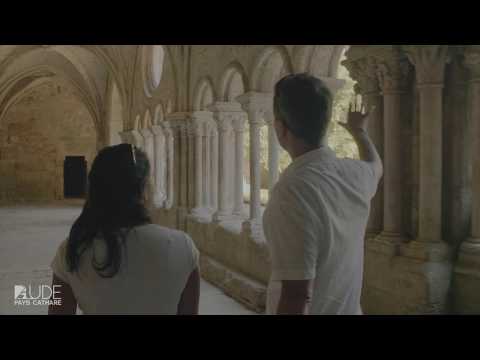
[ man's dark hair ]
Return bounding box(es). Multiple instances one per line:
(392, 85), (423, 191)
(273, 73), (333, 147)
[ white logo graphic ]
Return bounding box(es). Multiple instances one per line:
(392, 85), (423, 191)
(14, 285), (62, 306)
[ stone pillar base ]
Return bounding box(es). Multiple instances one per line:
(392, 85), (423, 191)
(199, 254), (266, 313)
(453, 240), (480, 314)
(189, 208), (213, 223)
(362, 237), (453, 314)
(213, 212), (235, 223)
(371, 232), (406, 256)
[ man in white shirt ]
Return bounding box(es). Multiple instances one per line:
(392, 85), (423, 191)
(263, 74), (383, 315)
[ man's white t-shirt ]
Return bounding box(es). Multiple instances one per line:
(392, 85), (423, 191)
(51, 224), (199, 315)
(263, 147), (381, 315)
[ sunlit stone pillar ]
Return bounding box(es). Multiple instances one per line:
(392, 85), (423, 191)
(345, 55), (384, 236)
(265, 111), (279, 197)
(190, 111), (211, 216)
(209, 103), (234, 222)
(151, 124), (166, 207)
(248, 113), (263, 222)
(232, 112), (248, 217)
(406, 45), (450, 243)
(162, 121), (174, 209)
(376, 53), (410, 241)
(237, 92), (272, 230)
(140, 127), (154, 172)
(203, 122), (212, 212)
(139, 128), (155, 209)
(178, 121), (188, 211)
(210, 125), (218, 211)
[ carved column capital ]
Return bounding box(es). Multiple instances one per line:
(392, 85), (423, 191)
(404, 45), (451, 86)
(235, 91), (272, 125)
(139, 127), (154, 139)
(376, 55), (411, 93)
(151, 124), (164, 136)
(208, 102), (246, 133)
(343, 56), (380, 95)
(189, 111), (213, 137)
(160, 121), (173, 137)
(464, 49), (480, 81)
(231, 113), (248, 132)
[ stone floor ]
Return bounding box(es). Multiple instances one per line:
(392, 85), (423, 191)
(0, 201), (255, 315)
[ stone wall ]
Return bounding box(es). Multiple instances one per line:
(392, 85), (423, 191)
(0, 80), (97, 202)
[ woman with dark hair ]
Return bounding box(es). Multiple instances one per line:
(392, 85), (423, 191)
(48, 143), (200, 315)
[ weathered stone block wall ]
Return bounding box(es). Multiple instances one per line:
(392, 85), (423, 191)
(0, 81), (96, 202)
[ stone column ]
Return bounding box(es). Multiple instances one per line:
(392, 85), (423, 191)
(187, 121), (195, 210)
(140, 128), (155, 171)
(346, 55), (385, 236)
(249, 113), (263, 222)
(162, 121), (174, 209)
(151, 124), (166, 207)
(232, 113), (247, 217)
(190, 111), (211, 216)
(178, 122), (188, 211)
(237, 92), (272, 229)
(209, 103), (235, 222)
(464, 51), (480, 244)
(210, 125), (219, 211)
(455, 48), (480, 314)
(203, 122), (211, 212)
(375, 53), (410, 241)
(265, 111), (279, 197)
(139, 128), (155, 210)
(406, 45), (450, 243)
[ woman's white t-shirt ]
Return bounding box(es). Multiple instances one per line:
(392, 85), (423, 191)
(51, 224), (199, 315)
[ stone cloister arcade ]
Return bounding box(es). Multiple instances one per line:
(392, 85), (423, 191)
(0, 45), (479, 314)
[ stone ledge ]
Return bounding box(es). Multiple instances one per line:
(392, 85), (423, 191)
(367, 236), (452, 262)
(199, 255), (266, 314)
(454, 242), (480, 278)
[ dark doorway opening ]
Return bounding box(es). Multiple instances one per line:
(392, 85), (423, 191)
(64, 156), (87, 198)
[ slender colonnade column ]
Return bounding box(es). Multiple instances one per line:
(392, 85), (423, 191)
(151, 124), (166, 207)
(265, 111), (279, 198)
(232, 112), (247, 217)
(346, 55), (385, 236)
(406, 46), (449, 243)
(376, 52), (410, 241)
